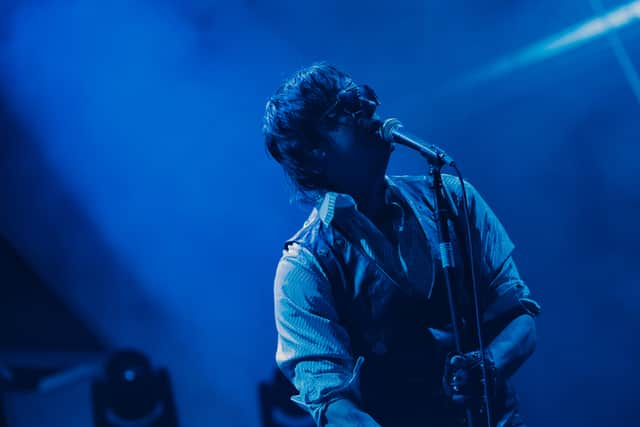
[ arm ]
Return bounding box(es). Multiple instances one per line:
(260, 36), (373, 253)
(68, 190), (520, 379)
(463, 179), (541, 375)
(443, 179), (541, 401)
(482, 254), (540, 380)
(443, 313), (536, 404)
(443, 254), (540, 402)
(274, 243), (380, 427)
(488, 313), (536, 380)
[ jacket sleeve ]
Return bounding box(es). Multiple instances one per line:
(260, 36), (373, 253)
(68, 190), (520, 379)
(461, 180), (541, 334)
(274, 242), (372, 426)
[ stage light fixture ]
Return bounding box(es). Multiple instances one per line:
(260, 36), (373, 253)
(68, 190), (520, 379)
(91, 349), (179, 427)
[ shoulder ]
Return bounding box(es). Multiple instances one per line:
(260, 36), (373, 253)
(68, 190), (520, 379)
(387, 174), (432, 202)
(283, 207), (324, 251)
(276, 208), (344, 308)
(387, 174), (430, 188)
(388, 173), (479, 207)
(276, 210), (331, 298)
(439, 174), (477, 197)
(388, 173), (474, 193)
(282, 204), (338, 273)
(274, 241), (335, 314)
(388, 174), (430, 183)
(278, 241), (325, 278)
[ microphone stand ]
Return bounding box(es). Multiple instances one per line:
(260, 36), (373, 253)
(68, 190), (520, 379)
(378, 117), (493, 426)
(428, 160), (493, 427)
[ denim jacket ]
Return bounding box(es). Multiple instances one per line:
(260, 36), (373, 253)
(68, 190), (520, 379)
(274, 174), (540, 426)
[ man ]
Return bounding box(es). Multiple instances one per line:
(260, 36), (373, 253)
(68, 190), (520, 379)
(263, 63), (540, 427)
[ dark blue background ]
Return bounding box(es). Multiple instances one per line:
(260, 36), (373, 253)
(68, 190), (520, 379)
(0, 0), (638, 425)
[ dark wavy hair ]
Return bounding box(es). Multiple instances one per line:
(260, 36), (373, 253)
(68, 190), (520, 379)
(262, 62), (353, 203)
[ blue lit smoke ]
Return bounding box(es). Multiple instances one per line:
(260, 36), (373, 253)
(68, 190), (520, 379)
(1, 1), (299, 425)
(459, 0), (640, 93)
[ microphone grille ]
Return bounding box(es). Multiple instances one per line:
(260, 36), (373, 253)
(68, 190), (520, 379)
(380, 118), (403, 142)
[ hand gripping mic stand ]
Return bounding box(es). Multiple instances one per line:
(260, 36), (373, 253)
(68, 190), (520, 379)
(432, 163), (492, 427)
(379, 118), (493, 427)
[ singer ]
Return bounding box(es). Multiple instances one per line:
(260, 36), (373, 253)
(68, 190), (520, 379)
(263, 63), (541, 427)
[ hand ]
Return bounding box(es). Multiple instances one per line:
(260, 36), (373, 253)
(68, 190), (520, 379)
(442, 350), (496, 406)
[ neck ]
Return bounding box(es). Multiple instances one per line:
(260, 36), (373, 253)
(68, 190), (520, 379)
(352, 175), (387, 221)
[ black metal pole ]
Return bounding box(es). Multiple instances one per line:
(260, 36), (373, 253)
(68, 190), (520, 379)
(380, 117), (493, 426)
(453, 165), (493, 427)
(430, 165), (474, 427)
(430, 164), (493, 427)
(430, 166), (463, 352)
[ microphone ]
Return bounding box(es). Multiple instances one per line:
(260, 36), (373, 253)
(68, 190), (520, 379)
(377, 118), (455, 167)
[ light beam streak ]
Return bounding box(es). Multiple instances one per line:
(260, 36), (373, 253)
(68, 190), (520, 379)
(457, 1), (640, 90)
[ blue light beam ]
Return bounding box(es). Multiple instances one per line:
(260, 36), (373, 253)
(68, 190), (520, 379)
(457, 1), (640, 93)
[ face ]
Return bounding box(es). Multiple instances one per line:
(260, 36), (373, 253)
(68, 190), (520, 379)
(321, 115), (393, 194)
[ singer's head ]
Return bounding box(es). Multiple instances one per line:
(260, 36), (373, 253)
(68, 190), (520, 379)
(263, 62), (391, 204)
